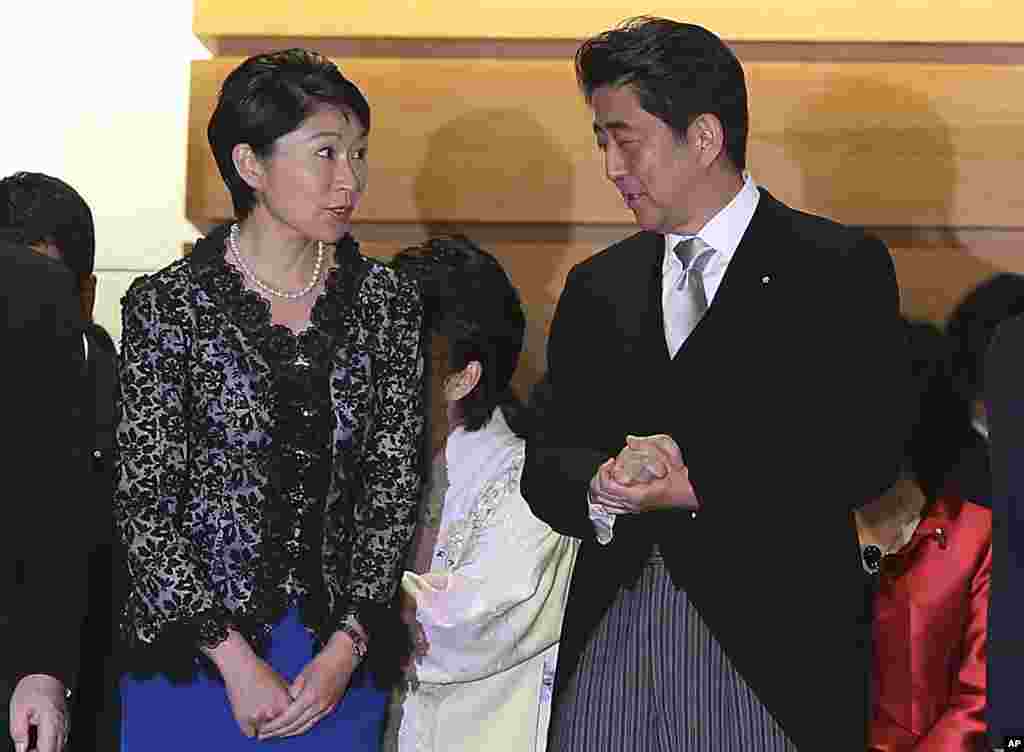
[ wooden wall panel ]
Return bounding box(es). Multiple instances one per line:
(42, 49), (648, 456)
(188, 58), (1024, 228)
(194, 0), (1024, 45)
(186, 58), (610, 225)
(357, 228), (1024, 405)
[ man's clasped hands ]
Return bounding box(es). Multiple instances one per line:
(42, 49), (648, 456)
(589, 434), (699, 514)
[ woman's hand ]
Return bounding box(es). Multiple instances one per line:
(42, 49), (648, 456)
(257, 631), (357, 739)
(204, 630), (292, 738)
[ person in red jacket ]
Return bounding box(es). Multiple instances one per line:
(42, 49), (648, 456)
(858, 320), (989, 751)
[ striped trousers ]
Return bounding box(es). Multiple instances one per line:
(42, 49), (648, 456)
(549, 548), (797, 752)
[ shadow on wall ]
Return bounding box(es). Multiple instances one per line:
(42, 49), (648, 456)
(413, 108), (575, 452)
(781, 75), (999, 322)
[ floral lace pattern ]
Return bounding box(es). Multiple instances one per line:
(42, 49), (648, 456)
(115, 224), (425, 676)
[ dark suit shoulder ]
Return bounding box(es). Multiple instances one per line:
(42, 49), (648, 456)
(85, 322), (117, 355)
(986, 313), (1024, 419)
(566, 230), (660, 285)
(0, 239), (76, 294)
(991, 313), (1024, 356)
(757, 190), (886, 261)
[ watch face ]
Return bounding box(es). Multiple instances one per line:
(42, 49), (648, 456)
(861, 544), (882, 575)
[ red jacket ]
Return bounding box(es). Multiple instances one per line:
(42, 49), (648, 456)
(870, 496), (990, 751)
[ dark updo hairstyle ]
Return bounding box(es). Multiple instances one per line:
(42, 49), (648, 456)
(0, 171), (95, 277)
(208, 48), (370, 220)
(390, 235), (530, 438)
(900, 319), (973, 500)
(575, 16), (749, 171)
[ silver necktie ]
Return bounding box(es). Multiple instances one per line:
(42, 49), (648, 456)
(669, 237), (717, 354)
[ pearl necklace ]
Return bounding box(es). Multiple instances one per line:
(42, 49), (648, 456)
(228, 223), (325, 300)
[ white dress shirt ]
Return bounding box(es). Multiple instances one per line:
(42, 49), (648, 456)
(589, 173), (761, 544)
(662, 173), (760, 357)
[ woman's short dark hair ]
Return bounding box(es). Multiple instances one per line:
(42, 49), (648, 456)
(575, 17), (748, 171)
(901, 319), (973, 499)
(946, 273), (1024, 405)
(390, 235), (528, 436)
(0, 171), (95, 276)
(208, 48), (371, 220)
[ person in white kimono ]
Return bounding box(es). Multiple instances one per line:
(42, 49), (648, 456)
(385, 236), (579, 752)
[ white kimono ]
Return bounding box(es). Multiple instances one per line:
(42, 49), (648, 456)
(387, 407), (579, 752)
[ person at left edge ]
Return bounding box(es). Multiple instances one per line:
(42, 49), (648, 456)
(115, 49), (425, 749)
(0, 239), (89, 752)
(0, 171), (122, 752)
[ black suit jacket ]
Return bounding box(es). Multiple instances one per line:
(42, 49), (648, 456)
(522, 189), (904, 751)
(69, 325), (122, 751)
(985, 313), (1024, 745)
(0, 242), (90, 692)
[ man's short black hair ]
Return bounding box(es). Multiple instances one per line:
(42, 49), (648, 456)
(575, 16), (749, 171)
(208, 48), (371, 220)
(0, 171), (95, 276)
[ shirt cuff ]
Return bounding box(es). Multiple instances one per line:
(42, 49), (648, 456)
(588, 490), (616, 545)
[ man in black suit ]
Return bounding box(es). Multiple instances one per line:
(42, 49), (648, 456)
(0, 172), (119, 751)
(0, 241), (89, 752)
(522, 18), (904, 751)
(985, 313), (1024, 747)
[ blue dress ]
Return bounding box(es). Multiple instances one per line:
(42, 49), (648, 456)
(120, 608), (389, 750)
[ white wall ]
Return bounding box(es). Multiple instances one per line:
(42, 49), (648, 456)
(1, 0), (210, 344)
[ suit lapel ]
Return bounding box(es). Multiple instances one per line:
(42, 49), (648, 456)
(608, 232), (670, 368)
(645, 235), (672, 367)
(672, 189), (783, 359)
(708, 192), (775, 310)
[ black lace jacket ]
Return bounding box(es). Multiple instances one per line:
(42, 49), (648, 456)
(114, 225), (424, 677)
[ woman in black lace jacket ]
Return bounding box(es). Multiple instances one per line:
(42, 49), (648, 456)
(115, 50), (424, 749)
